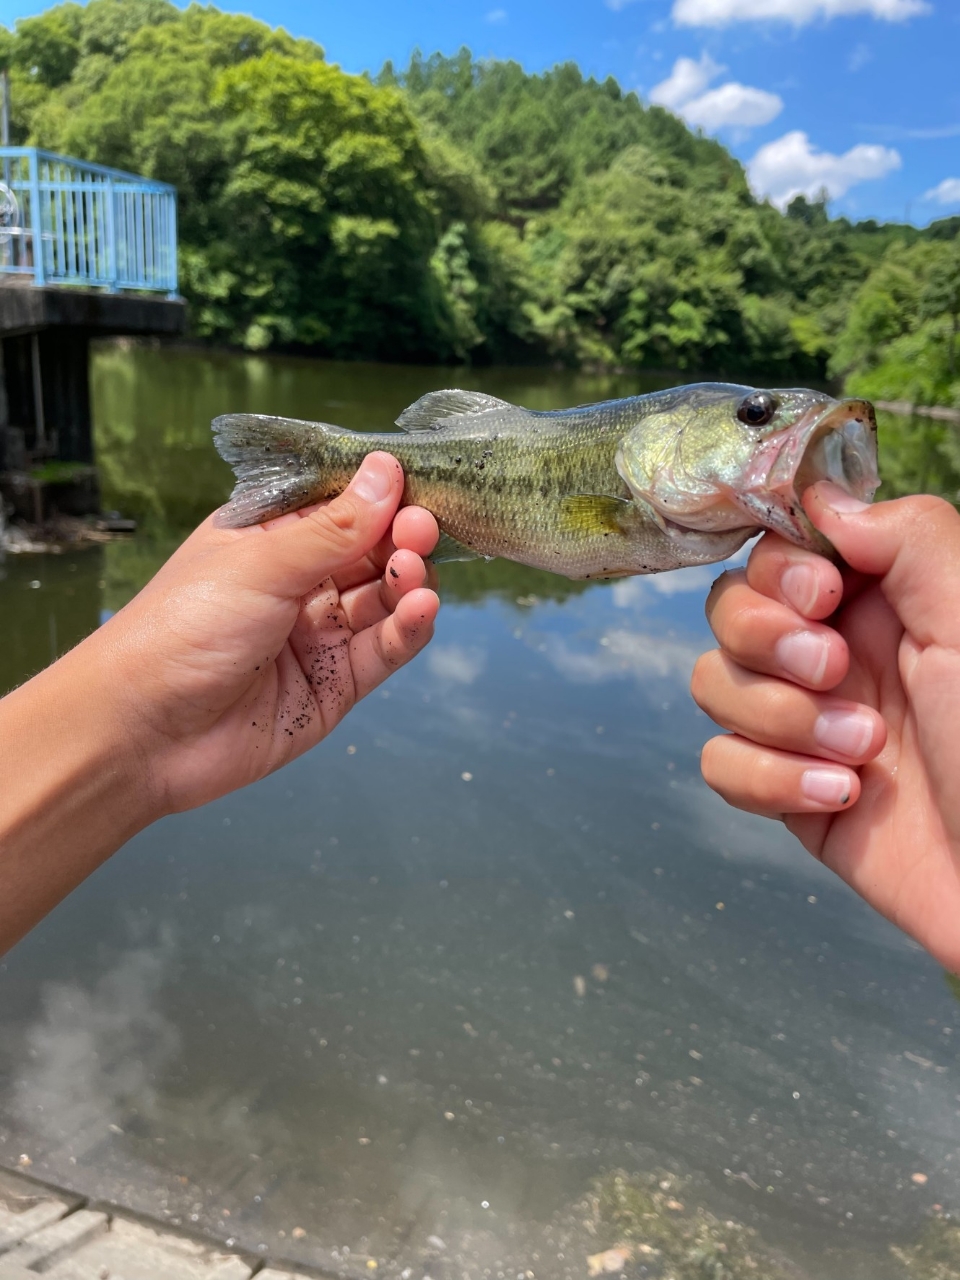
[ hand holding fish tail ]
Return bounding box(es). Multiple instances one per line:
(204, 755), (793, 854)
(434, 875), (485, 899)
(130, 452), (440, 813)
(0, 454), (438, 952)
(693, 481), (960, 972)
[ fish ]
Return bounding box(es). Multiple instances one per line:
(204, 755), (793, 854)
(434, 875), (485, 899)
(211, 382), (879, 580)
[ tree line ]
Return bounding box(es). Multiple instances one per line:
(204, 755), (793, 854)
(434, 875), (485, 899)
(2, 0), (958, 406)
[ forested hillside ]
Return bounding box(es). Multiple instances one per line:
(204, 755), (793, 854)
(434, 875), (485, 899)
(1, 0), (958, 404)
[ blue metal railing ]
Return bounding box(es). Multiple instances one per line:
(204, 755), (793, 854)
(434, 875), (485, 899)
(0, 147), (177, 296)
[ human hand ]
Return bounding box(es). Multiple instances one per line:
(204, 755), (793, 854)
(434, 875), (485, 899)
(691, 482), (960, 972)
(95, 450), (440, 816)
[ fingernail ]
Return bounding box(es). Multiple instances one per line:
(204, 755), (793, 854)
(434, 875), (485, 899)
(350, 454), (393, 504)
(780, 563), (819, 615)
(801, 767), (853, 807)
(774, 630), (830, 684)
(814, 708), (873, 758)
(814, 481), (869, 514)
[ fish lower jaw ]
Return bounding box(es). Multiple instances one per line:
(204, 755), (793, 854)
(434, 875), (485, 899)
(658, 518), (756, 567)
(729, 490), (833, 554)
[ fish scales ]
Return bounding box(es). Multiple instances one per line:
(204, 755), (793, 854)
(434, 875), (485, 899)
(388, 402), (646, 577)
(212, 383), (880, 579)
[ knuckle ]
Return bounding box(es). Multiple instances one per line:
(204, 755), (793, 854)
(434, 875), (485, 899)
(749, 749), (783, 803)
(689, 652), (714, 709)
(898, 492), (954, 523)
(699, 735), (733, 794)
(756, 682), (796, 742)
(306, 496), (362, 548)
(715, 597), (767, 654)
(704, 568), (744, 618)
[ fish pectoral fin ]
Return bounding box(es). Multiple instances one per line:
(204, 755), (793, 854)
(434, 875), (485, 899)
(396, 389), (512, 431)
(430, 532), (482, 563)
(558, 494), (633, 536)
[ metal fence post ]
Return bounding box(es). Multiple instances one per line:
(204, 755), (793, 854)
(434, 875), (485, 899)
(27, 148), (44, 286)
(167, 188), (178, 297)
(104, 175), (117, 291)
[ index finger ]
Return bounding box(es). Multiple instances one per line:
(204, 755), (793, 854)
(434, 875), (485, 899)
(330, 505), (439, 593)
(705, 570), (850, 691)
(741, 532), (844, 620)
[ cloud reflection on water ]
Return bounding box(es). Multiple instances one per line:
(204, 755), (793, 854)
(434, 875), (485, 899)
(13, 933), (180, 1150)
(545, 627), (704, 687)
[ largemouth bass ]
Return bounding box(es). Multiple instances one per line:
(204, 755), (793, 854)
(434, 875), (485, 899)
(212, 383), (879, 580)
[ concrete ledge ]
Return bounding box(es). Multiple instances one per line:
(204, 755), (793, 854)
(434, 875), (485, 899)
(0, 284), (186, 337)
(0, 1167), (339, 1280)
(0, 1167), (82, 1253)
(875, 397), (960, 423)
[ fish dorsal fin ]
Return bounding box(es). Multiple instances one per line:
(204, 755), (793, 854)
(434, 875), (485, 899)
(558, 494), (632, 536)
(396, 389), (512, 432)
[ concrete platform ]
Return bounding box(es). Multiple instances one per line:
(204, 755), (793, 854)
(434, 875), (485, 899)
(0, 1168), (82, 1252)
(0, 283), (185, 340)
(0, 1168), (316, 1280)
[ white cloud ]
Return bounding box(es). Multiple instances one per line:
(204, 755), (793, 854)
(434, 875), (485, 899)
(649, 52), (722, 109)
(748, 130), (901, 209)
(650, 53), (781, 132)
(427, 643), (487, 685)
(682, 82), (783, 129)
(673, 0), (929, 26)
(866, 123), (960, 141)
(485, 7), (507, 21)
(924, 178), (960, 206)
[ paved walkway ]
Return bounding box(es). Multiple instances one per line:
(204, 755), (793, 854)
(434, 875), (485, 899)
(0, 1167), (314, 1280)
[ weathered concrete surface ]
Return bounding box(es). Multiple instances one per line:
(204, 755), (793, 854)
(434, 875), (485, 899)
(0, 284), (185, 339)
(0, 1167), (333, 1280)
(0, 1168), (82, 1253)
(0, 1210), (255, 1279)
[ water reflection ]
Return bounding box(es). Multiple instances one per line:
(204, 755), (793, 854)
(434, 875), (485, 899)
(876, 408), (960, 505)
(1, 345), (959, 1280)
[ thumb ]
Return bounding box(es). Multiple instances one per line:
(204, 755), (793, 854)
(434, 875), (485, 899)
(238, 451), (405, 598)
(805, 481), (960, 647)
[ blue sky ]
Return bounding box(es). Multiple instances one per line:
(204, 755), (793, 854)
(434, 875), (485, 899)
(1, 0), (958, 225)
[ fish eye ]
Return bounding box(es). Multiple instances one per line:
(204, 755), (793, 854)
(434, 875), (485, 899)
(736, 391), (778, 429)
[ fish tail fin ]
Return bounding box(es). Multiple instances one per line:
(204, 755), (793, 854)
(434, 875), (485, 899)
(212, 413), (339, 527)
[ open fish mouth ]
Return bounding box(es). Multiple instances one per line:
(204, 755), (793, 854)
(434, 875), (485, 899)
(790, 400), (880, 505)
(734, 398), (880, 550)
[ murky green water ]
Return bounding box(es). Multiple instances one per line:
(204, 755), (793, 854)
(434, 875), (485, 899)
(1, 344), (959, 1280)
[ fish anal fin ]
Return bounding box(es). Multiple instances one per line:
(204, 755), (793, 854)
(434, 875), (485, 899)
(430, 532), (481, 563)
(558, 494), (632, 536)
(396, 389), (512, 432)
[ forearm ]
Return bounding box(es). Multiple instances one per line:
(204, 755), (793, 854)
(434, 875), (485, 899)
(0, 634), (160, 954)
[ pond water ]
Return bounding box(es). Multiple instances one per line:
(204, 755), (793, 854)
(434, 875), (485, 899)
(1, 344), (959, 1280)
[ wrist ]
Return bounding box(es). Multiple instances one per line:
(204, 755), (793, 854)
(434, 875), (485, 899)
(0, 629), (161, 951)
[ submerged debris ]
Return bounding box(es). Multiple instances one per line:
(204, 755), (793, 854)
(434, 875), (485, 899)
(892, 1215), (960, 1280)
(0, 512), (135, 554)
(584, 1170), (796, 1280)
(588, 1245), (634, 1275)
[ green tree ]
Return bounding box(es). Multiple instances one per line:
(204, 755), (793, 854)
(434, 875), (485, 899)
(832, 237), (960, 408)
(2, 2), (957, 383)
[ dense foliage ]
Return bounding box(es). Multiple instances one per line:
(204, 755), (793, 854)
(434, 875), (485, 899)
(2, 0), (958, 402)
